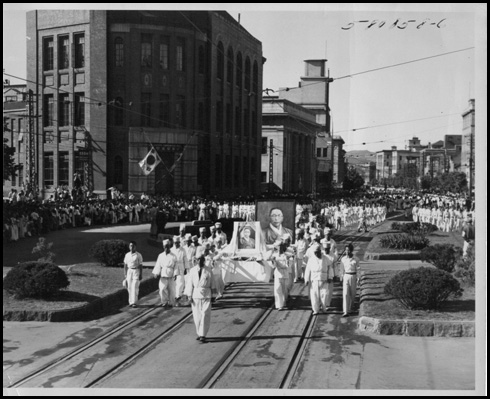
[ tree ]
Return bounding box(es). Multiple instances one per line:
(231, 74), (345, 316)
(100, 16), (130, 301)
(3, 117), (20, 181)
(343, 167), (365, 191)
(420, 174), (432, 191)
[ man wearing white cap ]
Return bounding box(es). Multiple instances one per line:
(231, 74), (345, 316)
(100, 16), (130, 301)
(270, 240), (290, 310)
(321, 228), (339, 275)
(198, 227), (208, 246)
(152, 239), (178, 307)
(293, 229), (308, 282)
(172, 236), (189, 304)
(185, 254), (215, 343)
(304, 243), (335, 315)
(214, 222), (227, 245)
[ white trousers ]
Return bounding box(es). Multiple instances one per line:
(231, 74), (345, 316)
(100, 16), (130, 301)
(126, 268), (140, 305)
(309, 280), (333, 313)
(274, 277), (288, 309)
(158, 277), (176, 306)
(175, 275), (185, 298)
(343, 274), (357, 314)
(191, 298), (212, 337)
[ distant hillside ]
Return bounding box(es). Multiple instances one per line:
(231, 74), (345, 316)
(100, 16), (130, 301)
(345, 150), (376, 165)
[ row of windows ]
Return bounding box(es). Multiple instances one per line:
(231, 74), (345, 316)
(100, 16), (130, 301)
(113, 35), (187, 72)
(216, 42), (259, 93)
(43, 93), (85, 127)
(214, 155), (256, 189)
(43, 34), (85, 71)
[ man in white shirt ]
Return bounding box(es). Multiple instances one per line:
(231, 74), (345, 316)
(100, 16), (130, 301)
(304, 244), (335, 315)
(123, 241), (144, 307)
(339, 243), (360, 317)
(185, 255), (215, 343)
(172, 236), (189, 304)
(152, 239), (178, 307)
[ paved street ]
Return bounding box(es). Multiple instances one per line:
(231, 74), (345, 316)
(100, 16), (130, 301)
(3, 221), (479, 393)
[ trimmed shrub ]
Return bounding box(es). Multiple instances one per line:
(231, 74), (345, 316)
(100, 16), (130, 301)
(384, 267), (462, 310)
(420, 244), (462, 273)
(3, 261), (70, 299)
(454, 245), (475, 287)
(89, 239), (128, 267)
(379, 233), (429, 250)
(391, 222), (438, 235)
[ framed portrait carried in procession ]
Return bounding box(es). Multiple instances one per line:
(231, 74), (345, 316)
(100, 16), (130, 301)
(255, 199), (296, 246)
(233, 221), (261, 256)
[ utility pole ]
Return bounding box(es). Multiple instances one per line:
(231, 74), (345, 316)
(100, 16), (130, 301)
(26, 89), (37, 195)
(469, 132), (473, 198)
(269, 139), (273, 192)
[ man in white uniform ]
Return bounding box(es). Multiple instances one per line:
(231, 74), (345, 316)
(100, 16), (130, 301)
(152, 239), (179, 307)
(123, 241), (143, 307)
(339, 243), (360, 317)
(172, 236), (189, 304)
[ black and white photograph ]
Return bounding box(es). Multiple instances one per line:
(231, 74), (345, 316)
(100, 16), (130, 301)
(256, 200), (296, 245)
(2, 3), (486, 396)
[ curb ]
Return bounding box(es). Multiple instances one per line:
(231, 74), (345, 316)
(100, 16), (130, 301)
(364, 252), (421, 261)
(358, 270), (475, 338)
(3, 277), (159, 322)
(358, 316), (475, 337)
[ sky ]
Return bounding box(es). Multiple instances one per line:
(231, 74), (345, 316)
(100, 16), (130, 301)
(3, 3), (487, 154)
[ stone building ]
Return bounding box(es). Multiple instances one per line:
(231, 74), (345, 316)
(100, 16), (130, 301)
(25, 10), (263, 199)
(261, 97), (321, 193)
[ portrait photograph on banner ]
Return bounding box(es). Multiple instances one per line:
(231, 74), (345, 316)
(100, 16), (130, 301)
(233, 221), (261, 257)
(256, 200), (296, 246)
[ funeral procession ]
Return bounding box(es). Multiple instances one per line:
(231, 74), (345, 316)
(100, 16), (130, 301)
(3, 6), (483, 395)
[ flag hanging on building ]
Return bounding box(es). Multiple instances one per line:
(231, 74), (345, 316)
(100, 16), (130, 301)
(139, 147), (162, 175)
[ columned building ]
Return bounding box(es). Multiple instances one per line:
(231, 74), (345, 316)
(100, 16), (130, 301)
(26, 10), (263, 199)
(261, 97), (320, 193)
(461, 99), (475, 194)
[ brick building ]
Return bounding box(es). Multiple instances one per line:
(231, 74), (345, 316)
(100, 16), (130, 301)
(25, 10), (263, 199)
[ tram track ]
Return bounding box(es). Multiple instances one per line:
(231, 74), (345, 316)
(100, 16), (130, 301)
(8, 224), (378, 389)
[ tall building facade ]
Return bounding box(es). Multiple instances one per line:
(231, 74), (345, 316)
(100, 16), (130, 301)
(461, 99), (475, 194)
(261, 97), (320, 193)
(25, 10), (263, 199)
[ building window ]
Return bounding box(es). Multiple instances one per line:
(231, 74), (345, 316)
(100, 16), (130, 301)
(323, 148), (328, 157)
(245, 57), (251, 91)
(114, 156), (123, 185)
(74, 33), (85, 68)
(253, 61), (259, 95)
(176, 38), (185, 71)
(43, 37), (54, 71)
(226, 103), (232, 133)
(159, 37), (169, 70)
(59, 152), (69, 186)
(216, 101), (223, 133)
(141, 34), (152, 67)
(59, 35), (70, 69)
(236, 52), (243, 88)
(159, 94), (170, 127)
(244, 108), (249, 136)
(198, 45), (205, 74)
(227, 47), (234, 85)
(261, 172), (267, 183)
(217, 42), (224, 80)
(262, 137), (268, 154)
(141, 93), (152, 126)
(115, 37), (124, 67)
(74, 93), (85, 126)
(215, 154), (221, 188)
(234, 156), (240, 187)
(198, 102), (205, 131)
(44, 153), (54, 187)
(317, 148), (322, 157)
(176, 95), (186, 128)
(59, 94), (70, 126)
(235, 106), (241, 136)
(43, 94), (54, 126)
